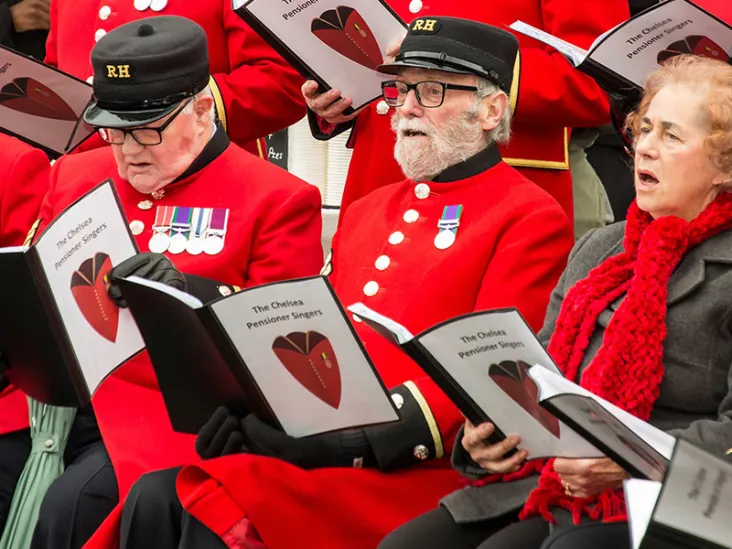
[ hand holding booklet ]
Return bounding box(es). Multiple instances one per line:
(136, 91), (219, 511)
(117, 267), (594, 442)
(349, 303), (675, 477)
(0, 181), (143, 407)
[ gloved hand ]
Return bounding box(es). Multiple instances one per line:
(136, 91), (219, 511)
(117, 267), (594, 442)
(106, 252), (187, 308)
(239, 414), (376, 470)
(196, 406), (246, 460)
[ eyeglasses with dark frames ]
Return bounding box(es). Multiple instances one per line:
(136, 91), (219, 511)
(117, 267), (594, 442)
(97, 98), (194, 146)
(381, 80), (478, 109)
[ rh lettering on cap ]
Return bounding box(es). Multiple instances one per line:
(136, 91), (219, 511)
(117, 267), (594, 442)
(106, 64), (131, 78)
(411, 19), (440, 33)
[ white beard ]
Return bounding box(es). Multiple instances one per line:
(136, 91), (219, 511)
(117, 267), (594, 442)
(392, 110), (487, 182)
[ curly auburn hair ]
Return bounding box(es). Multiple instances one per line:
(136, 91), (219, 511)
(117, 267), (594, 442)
(626, 54), (732, 177)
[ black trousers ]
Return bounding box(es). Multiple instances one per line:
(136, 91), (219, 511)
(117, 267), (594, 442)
(120, 467), (226, 549)
(378, 506), (521, 549)
(0, 405), (118, 549)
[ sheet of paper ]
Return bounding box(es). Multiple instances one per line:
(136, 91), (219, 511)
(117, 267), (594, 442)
(123, 276), (204, 309)
(0, 46), (93, 154)
(239, 0), (406, 109)
(348, 302), (414, 345)
(211, 277), (398, 437)
(33, 181), (144, 394)
(509, 21), (590, 66)
(653, 439), (732, 549)
(625, 479), (663, 549)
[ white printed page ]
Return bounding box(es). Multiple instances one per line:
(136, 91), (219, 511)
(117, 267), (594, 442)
(211, 277), (399, 437)
(653, 439), (732, 548)
(240, 0), (406, 109)
(588, 0), (732, 87)
(415, 309), (601, 458)
(33, 181), (144, 395)
(509, 21), (590, 66)
(347, 302), (414, 345)
(625, 479), (663, 549)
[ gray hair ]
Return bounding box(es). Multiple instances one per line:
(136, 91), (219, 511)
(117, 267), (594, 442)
(473, 77), (512, 145)
(182, 85), (216, 124)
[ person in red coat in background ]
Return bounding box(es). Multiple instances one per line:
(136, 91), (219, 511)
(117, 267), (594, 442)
(694, 0), (732, 22)
(0, 134), (50, 535)
(83, 19), (574, 549)
(22, 17), (323, 549)
(304, 0), (630, 224)
(45, 0), (306, 156)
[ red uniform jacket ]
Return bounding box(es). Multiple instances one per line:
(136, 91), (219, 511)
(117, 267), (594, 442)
(45, 0), (306, 155)
(149, 148), (573, 549)
(335, 0), (629, 222)
(695, 0), (732, 21)
(38, 130), (323, 497)
(0, 135), (51, 436)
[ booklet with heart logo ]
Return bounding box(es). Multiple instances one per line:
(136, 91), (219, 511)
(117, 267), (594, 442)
(115, 276), (399, 436)
(349, 303), (676, 471)
(233, 0), (407, 112)
(0, 45), (95, 157)
(0, 180), (143, 406)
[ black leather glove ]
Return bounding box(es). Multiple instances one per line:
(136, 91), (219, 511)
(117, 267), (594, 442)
(107, 252), (187, 308)
(239, 414), (376, 470)
(0, 352), (8, 392)
(196, 406), (246, 460)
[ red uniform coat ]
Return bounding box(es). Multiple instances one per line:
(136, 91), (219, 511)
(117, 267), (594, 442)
(38, 132), (323, 497)
(0, 135), (51, 436)
(45, 0), (306, 155)
(695, 0), (732, 21)
(160, 151), (574, 549)
(336, 0), (630, 222)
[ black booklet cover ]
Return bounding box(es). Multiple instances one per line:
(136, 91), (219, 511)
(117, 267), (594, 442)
(0, 181), (143, 406)
(116, 275), (399, 435)
(0, 45), (95, 157)
(232, 0), (407, 113)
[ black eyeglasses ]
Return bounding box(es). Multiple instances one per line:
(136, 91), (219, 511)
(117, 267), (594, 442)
(97, 98), (193, 146)
(381, 80), (478, 108)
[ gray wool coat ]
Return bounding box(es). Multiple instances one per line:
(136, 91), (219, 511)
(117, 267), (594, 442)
(442, 221), (732, 523)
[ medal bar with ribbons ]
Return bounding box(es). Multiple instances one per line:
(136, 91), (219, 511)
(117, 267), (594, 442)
(434, 205), (463, 250)
(186, 208), (212, 256)
(205, 208), (229, 256)
(148, 205), (175, 253)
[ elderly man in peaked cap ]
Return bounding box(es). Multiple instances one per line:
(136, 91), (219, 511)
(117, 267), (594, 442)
(81, 17), (573, 549)
(21, 15), (323, 549)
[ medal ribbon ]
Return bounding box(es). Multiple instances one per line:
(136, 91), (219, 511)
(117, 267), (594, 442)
(437, 204), (463, 234)
(171, 206), (193, 237)
(207, 208), (229, 236)
(152, 206), (174, 231)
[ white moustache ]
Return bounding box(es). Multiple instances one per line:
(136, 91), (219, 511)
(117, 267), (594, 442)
(393, 117), (433, 137)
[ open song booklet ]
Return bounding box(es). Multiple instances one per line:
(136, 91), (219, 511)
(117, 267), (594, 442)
(232, 0), (407, 112)
(510, 0), (732, 100)
(0, 45), (95, 156)
(115, 276), (400, 436)
(0, 180), (144, 407)
(626, 439), (732, 549)
(349, 303), (675, 478)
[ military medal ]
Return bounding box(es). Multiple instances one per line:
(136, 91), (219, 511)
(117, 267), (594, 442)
(148, 205), (174, 253)
(204, 208), (229, 256)
(186, 208), (210, 256)
(434, 205), (463, 250)
(168, 207), (193, 255)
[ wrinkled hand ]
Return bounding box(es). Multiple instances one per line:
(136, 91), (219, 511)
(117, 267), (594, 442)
(302, 81), (362, 125)
(106, 252), (187, 308)
(554, 457), (629, 499)
(196, 406), (246, 460)
(383, 30), (406, 64)
(10, 0), (50, 32)
(462, 421), (528, 474)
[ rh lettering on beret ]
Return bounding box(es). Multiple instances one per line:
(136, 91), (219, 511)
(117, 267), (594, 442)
(411, 19), (439, 33)
(106, 65), (131, 78)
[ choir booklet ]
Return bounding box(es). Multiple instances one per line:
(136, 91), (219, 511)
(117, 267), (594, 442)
(349, 303), (676, 473)
(115, 276), (400, 436)
(0, 46), (95, 156)
(510, 0), (732, 100)
(0, 180), (143, 406)
(232, 0), (407, 111)
(625, 439), (732, 549)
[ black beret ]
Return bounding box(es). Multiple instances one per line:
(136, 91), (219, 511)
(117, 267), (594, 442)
(84, 15), (210, 128)
(378, 17), (520, 95)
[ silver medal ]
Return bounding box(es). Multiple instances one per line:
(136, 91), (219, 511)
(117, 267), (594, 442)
(148, 232), (170, 253)
(167, 233), (188, 255)
(186, 238), (205, 256)
(204, 235), (224, 256)
(434, 230), (455, 250)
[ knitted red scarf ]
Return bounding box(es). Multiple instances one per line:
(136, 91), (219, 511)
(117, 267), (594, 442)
(513, 193), (732, 524)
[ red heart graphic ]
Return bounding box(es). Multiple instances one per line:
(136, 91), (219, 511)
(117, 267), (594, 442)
(657, 35), (730, 65)
(489, 360), (561, 438)
(272, 331), (342, 409)
(0, 77), (79, 122)
(312, 7), (383, 71)
(70, 253), (119, 343)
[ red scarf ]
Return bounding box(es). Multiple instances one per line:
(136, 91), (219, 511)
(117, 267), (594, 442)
(512, 193), (732, 524)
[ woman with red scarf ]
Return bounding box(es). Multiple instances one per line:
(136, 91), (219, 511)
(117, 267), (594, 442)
(382, 53), (732, 549)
